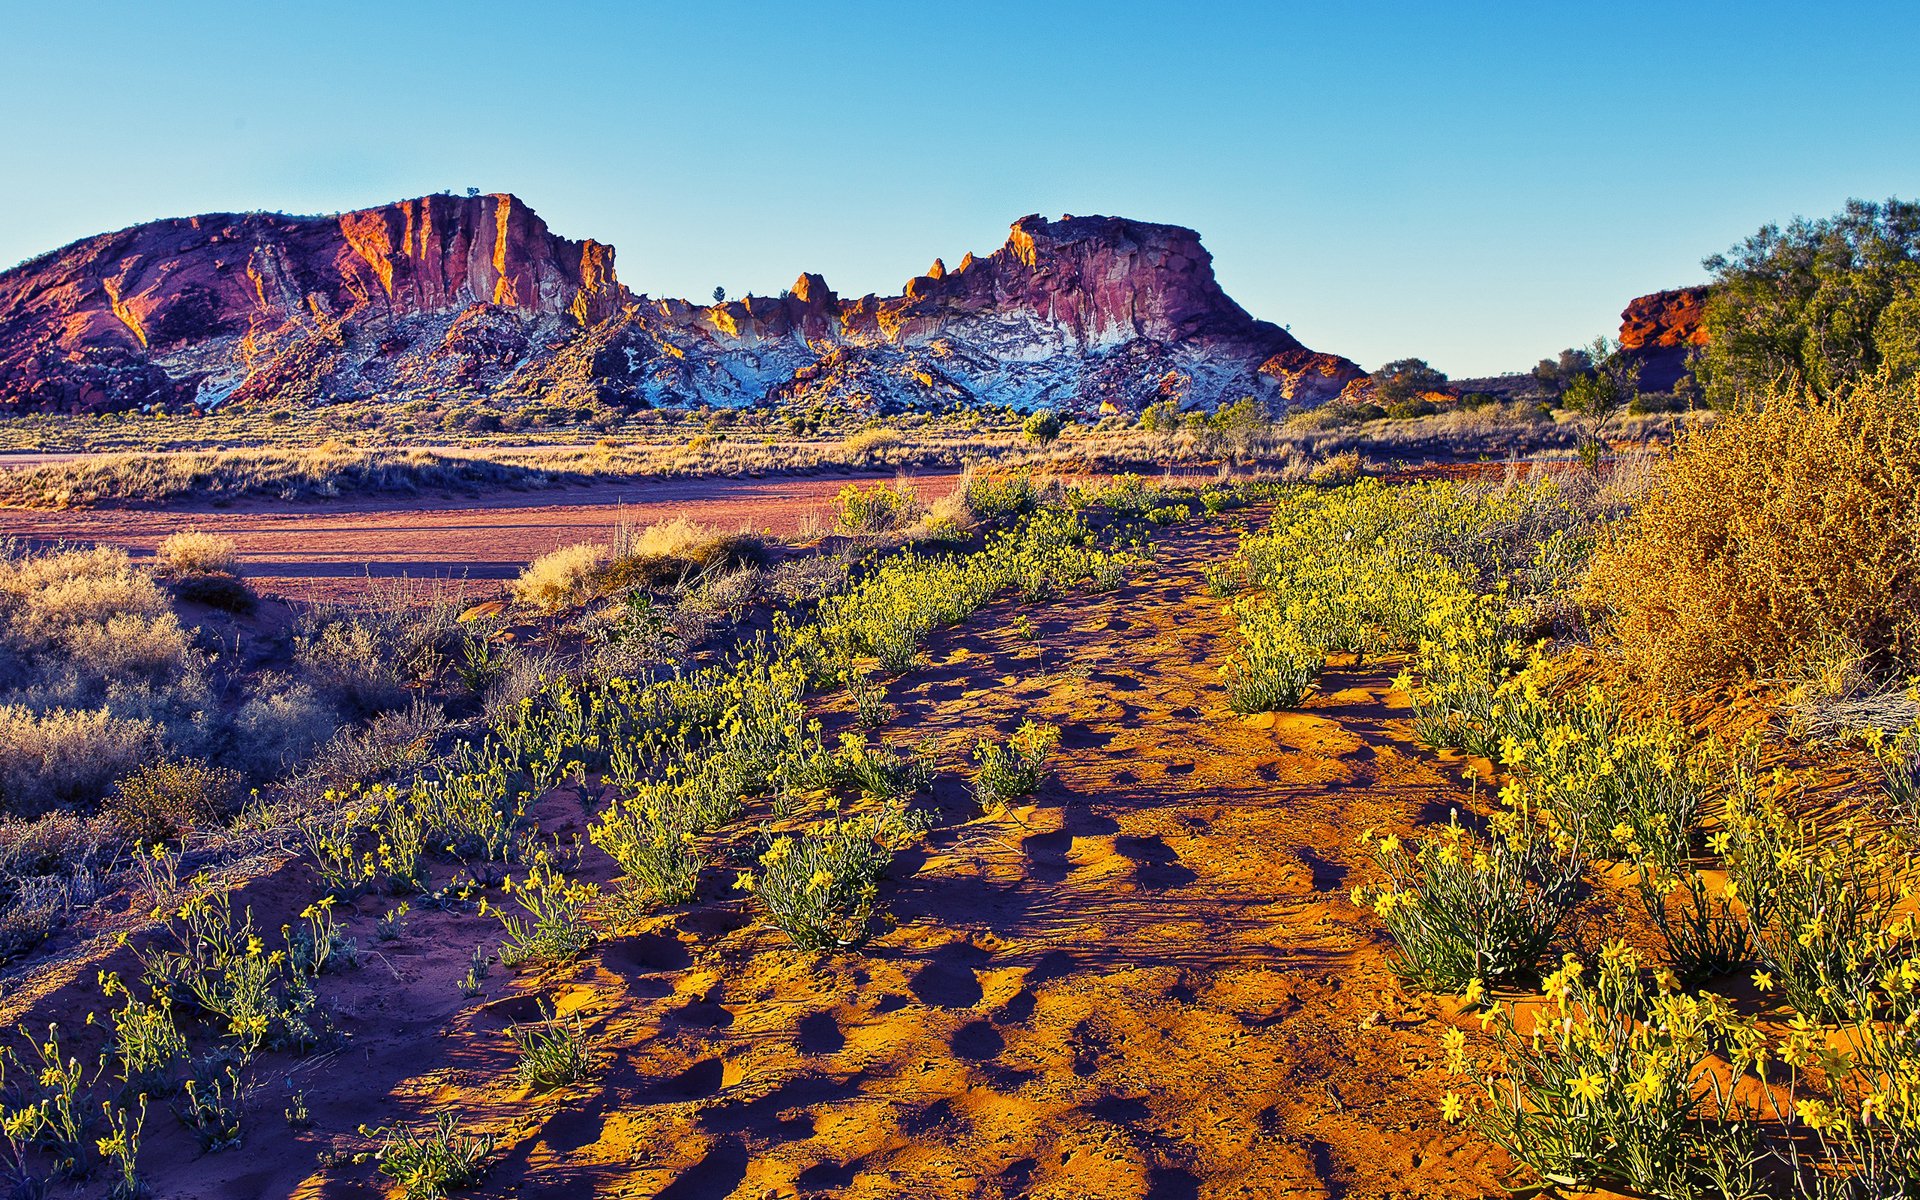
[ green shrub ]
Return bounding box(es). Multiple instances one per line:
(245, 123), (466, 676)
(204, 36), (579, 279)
(1353, 810), (1585, 990)
(835, 480), (922, 533)
(106, 759), (243, 842)
(1022, 409), (1064, 445)
(971, 721), (1060, 808)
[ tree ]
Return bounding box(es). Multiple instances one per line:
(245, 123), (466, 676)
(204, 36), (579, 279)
(1370, 358), (1448, 405)
(1559, 337), (1634, 420)
(1022, 408), (1063, 445)
(1138, 399), (1181, 433)
(712, 286), (727, 304)
(1696, 197), (1920, 407)
(1530, 347), (1594, 398)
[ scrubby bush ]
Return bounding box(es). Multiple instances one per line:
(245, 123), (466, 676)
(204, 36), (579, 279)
(834, 480), (923, 534)
(154, 530), (239, 577)
(511, 542), (610, 613)
(601, 518), (765, 589)
(1582, 374), (1920, 691)
(1022, 409), (1064, 446)
(0, 705), (159, 815)
(106, 759), (243, 843)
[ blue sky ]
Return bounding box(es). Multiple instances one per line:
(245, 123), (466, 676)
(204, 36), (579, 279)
(3, 0), (1915, 375)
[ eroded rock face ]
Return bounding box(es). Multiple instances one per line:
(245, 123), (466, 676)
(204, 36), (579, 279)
(0, 194), (619, 412)
(0, 200), (1363, 416)
(1619, 286), (1711, 392)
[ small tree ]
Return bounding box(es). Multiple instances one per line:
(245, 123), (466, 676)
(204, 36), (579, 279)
(1138, 399), (1181, 433)
(1022, 409), (1064, 446)
(712, 286), (726, 304)
(1530, 347), (1594, 398)
(1371, 358), (1449, 405)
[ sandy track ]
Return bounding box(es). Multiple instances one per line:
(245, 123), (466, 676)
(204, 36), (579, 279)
(2, 510), (1511, 1198)
(0, 471), (966, 600)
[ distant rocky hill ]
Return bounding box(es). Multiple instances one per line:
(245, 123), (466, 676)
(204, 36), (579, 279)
(1618, 285), (1710, 392)
(0, 194), (1364, 416)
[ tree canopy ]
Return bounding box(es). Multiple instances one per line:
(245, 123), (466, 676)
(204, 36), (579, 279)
(1370, 358), (1448, 404)
(1696, 197), (1920, 407)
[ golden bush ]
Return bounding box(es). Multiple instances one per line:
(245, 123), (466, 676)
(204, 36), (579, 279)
(511, 542), (611, 613)
(155, 529), (239, 576)
(1583, 373), (1920, 691)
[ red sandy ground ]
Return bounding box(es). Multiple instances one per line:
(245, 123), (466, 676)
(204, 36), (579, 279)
(0, 473), (970, 602)
(0, 509), (1526, 1199)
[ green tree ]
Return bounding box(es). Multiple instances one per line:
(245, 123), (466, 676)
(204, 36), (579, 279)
(1530, 347), (1593, 398)
(1022, 408), (1064, 445)
(712, 286), (727, 304)
(1138, 399), (1181, 433)
(1370, 358), (1448, 405)
(1696, 197), (1920, 407)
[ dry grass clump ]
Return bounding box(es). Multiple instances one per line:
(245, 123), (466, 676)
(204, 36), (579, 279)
(602, 517), (767, 589)
(154, 530), (239, 576)
(0, 704), (160, 814)
(1584, 373), (1920, 692)
(512, 542), (612, 613)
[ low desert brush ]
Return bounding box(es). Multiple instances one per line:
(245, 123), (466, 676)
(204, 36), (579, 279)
(366, 1112), (496, 1200)
(1583, 372), (1920, 693)
(835, 479), (923, 533)
(972, 721), (1061, 808)
(154, 530), (239, 577)
(511, 542), (610, 613)
(1353, 809), (1585, 991)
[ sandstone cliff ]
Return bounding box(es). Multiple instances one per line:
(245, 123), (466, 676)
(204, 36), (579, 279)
(1618, 286), (1710, 392)
(0, 197), (1362, 416)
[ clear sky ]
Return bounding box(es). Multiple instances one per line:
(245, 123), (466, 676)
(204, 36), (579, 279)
(4, 0), (1916, 376)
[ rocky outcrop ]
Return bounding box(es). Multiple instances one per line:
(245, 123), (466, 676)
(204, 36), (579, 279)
(0, 194), (618, 412)
(0, 198), (1362, 417)
(1618, 286), (1711, 392)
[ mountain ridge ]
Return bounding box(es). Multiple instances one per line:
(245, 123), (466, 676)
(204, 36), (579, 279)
(0, 194), (1365, 416)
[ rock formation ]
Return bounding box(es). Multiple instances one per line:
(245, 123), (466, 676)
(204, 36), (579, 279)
(1618, 286), (1710, 392)
(0, 196), (1363, 416)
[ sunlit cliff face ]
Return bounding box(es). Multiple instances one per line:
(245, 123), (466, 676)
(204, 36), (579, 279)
(0, 198), (1364, 415)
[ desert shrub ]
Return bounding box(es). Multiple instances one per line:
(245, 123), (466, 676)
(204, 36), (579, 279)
(227, 682), (338, 779)
(171, 572), (256, 613)
(154, 530), (238, 577)
(971, 721), (1061, 808)
(1582, 374), (1920, 691)
(294, 617), (410, 715)
(1450, 943), (1765, 1198)
(1353, 810), (1585, 990)
(835, 480), (923, 534)
(1307, 450), (1363, 484)
(842, 427), (902, 461)
(368, 1113), (496, 1200)
(1022, 408), (1064, 445)
(0, 705), (160, 815)
(740, 801), (930, 949)
(511, 542), (610, 613)
(959, 467), (1037, 523)
(106, 759), (243, 842)
(602, 517), (765, 589)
